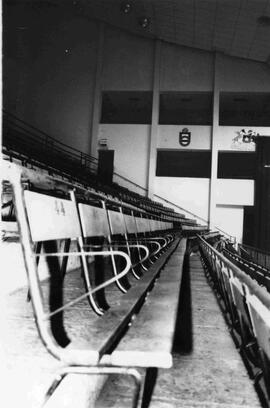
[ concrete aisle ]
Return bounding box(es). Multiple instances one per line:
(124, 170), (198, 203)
(96, 252), (261, 408)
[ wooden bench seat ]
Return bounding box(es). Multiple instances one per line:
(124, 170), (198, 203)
(70, 237), (181, 358)
(111, 238), (186, 369)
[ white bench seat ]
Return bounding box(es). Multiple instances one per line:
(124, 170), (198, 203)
(111, 238), (186, 369)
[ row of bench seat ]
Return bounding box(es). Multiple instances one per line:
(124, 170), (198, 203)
(2, 160), (188, 408)
(199, 236), (270, 407)
(2, 143), (184, 224)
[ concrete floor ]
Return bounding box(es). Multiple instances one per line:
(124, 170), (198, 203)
(96, 252), (261, 408)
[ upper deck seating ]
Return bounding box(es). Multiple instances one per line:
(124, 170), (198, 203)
(2, 111), (190, 225)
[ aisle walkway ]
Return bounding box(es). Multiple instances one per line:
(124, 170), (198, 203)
(96, 252), (261, 408)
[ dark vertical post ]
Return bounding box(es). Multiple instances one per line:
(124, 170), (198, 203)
(141, 367), (158, 408)
(254, 137), (270, 251)
(98, 149), (114, 184)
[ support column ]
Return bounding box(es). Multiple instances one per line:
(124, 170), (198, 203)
(90, 22), (104, 159)
(208, 53), (220, 229)
(147, 40), (161, 198)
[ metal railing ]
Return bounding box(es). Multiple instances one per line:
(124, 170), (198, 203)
(2, 110), (98, 176)
(113, 171), (148, 196)
(154, 194), (236, 243)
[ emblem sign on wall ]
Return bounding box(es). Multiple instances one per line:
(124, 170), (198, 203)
(231, 129), (259, 151)
(179, 128), (191, 147)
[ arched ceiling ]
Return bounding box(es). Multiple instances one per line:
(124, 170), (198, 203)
(79, 0), (270, 63)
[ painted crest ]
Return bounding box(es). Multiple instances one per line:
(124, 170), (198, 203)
(231, 129), (259, 151)
(179, 128), (191, 147)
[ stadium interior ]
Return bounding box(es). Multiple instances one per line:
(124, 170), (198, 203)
(2, 1), (270, 407)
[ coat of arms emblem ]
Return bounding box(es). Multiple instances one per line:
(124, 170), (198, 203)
(179, 128), (191, 147)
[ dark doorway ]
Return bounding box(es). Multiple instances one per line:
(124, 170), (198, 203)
(254, 137), (270, 251)
(243, 206), (255, 247)
(98, 149), (114, 184)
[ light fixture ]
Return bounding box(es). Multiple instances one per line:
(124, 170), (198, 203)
(121, 1), (132, 14)
(139, 17), (150, 28)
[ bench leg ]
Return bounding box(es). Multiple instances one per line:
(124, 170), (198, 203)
(141, 367), (158, 408)
(94, 246), (110, 311)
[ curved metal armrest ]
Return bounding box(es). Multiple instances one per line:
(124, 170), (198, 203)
(128, 244), (150, 267)
(142, 240), (162, 256)
(97, 242), (150, 269)
(165, 234), (174, 243)
(38, 251), (131, 308)
(33, 250), (131, 361)
(143, 236), (167, 250)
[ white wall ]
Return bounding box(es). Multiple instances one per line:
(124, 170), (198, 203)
(157, 125), (211, 150)
(155, 125), (211, 224)
(154, 177), (210, 221)
(98, 30), (270, 240)
(216, 180), (254, 206)
(98, 124), (150, 189)
(215, 206), (244, 244)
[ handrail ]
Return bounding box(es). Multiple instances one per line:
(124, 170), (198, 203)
(154, 194), (236, 242)
(3, 110), (98, 163)
(113, 171), (148, 193)
(154, 193), (206, 223)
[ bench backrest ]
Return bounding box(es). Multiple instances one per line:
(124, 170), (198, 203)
(230, 275), (251, 326)
(247, 292), (270, 360)
(24, 190), (81, 242)
(150, 219), (158, 232)
(135, 216), (148, 233)
(123, 213), (137, 234)
(108, 209), (125, 235)
(78, 203), (110, 237)
(221, 266), (234, 304)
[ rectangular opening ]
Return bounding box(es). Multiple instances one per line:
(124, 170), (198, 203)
(159, 92), (213, 125)
(101, 91), (152, 124)
(218, 151), (256, 179)
(219, 92), (270, 126)
(156, 149), (211, 178)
